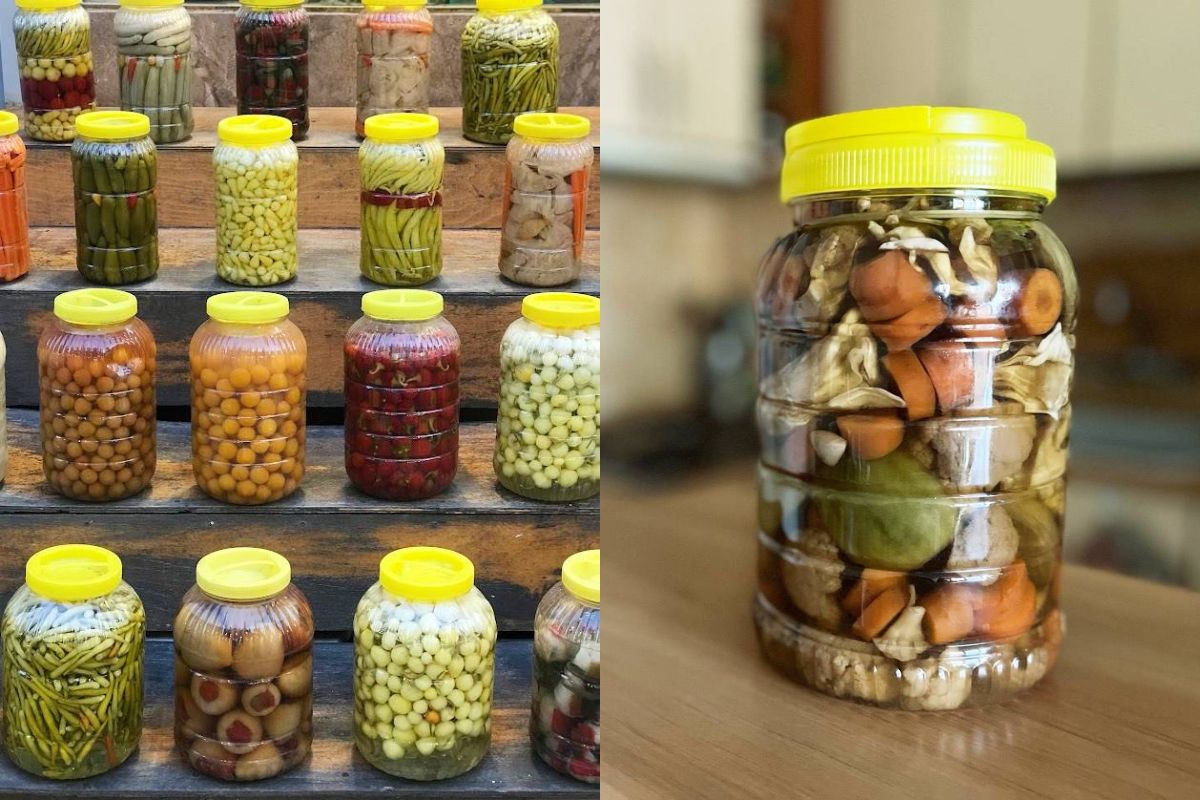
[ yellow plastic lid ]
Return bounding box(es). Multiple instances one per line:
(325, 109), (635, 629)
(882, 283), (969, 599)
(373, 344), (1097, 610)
(240, 0), (304, 8)
(197, 547), (291, 602)
(118, 0), (183, 8)
(781, 106), (1057, 203)
(207, 291), (289, 324)
(364, 0), (427, 9)
(478, 0), (540, 12)
(16, 0), (81, 10)
(362, 289), (443, 322)
(363, 113), (439, 143)
(75, 111), (151, 141)
(55, 288), (138, 326)
(380, 547), (474, 602)
(0, 111), (19, 138)
(562, 549), (599, 604)
(522, 292), (600, 329)
(217, 114), (293, 148)
(514, 113), (590, 141)
(27, 545), (122, 603)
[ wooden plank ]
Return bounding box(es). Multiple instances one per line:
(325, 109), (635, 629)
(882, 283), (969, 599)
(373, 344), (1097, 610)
(0, 410), (599, 634)
(0, 638), (597, 799)
(21, 107), (602, 230)
(0, 227), (600, 409)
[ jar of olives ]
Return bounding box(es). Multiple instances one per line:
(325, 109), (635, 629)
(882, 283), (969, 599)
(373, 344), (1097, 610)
(38, 288), (157, 502)
(353, 547), (497, 780)
(174, 547), (314, 781)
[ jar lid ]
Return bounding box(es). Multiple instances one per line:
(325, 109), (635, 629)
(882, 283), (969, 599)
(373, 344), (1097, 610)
(514, 113), (590, 141)
(55, 288), (138, 326)
(380, 547), (473, 602)
(119, 0), (184, 8)
(240, 0), (304, 8)
(207, 291), (289, 324)
(75, 111), (151, 142)
(781, 106), (1057, 203)
(363, 113), (439, 143)
(197, 547), (291, 602)
(362, 289), (443, 322)
(0, 111), (19, 138)
(522, 292), (599, 329)
(27, 545), (122, 603)
(217, 114), (293, 147)
(478, 0), (540, 10)
(562, 549), (599, 604)
(364, 0), (428, 9)
(15, 0), (81, 10)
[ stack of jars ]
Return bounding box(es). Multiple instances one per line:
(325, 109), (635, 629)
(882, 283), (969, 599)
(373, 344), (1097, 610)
(13, 0), (96, 142)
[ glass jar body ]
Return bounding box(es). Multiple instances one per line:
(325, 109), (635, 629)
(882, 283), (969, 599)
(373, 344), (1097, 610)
(235, 3), (310, 140)
(355, 7), (433, 135)
(359, 135), (444, 286)
(0, 132), (31, 282)
(213, 140), (299, 286)
(14, 5), (96, 142)
(115, 4), (194, 144)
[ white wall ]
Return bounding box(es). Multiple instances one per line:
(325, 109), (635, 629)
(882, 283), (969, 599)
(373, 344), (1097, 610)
(1, 1), (17, 105)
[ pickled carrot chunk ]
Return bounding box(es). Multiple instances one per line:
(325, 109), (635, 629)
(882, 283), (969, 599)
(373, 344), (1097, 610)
(851, 585), (908, 640)
(882, 350), (935, 421)
(835, 413), (904, 460)
(850, 250), (934, 322)
(976, 560), (1038, 640)
(841, 568), (907, 616)
(921, 584), (978, 645)
(1013, 268), (1063, 337)
(870, 296), (947, 350)
(917, 341), (976, 411)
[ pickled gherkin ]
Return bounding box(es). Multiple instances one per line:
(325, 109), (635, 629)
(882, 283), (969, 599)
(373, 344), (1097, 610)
(115, 0), (194, 144)
(14, 0), (96, 142)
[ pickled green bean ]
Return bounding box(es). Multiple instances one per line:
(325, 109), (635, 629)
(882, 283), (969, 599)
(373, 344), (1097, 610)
(359, 136), (444, 285)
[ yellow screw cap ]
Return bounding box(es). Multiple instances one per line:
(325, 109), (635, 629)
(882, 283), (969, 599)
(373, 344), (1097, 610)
(217, 114), (293, 147)
(363, 113), (439, 142)
(0, 111), (19, 138)
(478, 0), (541, 11)
(207, 291), (289, 324)
(522, 292), (599, 329)
(380, 547), (474, 602)
(15, 0), (81, 10)
(362, 289), (443, 322)
(239, 0), (304, 8)
(118, 0), (184, 8)
(562, 549), (599, 604)
(197, 547), (291, 602)
(781, 106), (1057, 203)
(54, 288), (138, 326)
(75, 111), (151, 142)
(27, 545), (122, 603)
(364, 0), (427, 7)
(514, 113), (590, 141)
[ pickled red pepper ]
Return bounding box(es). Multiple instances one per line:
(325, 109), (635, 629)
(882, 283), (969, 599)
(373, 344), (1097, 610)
(355, 0), (433, 136)
(236, 0), (310, 141)
(0, 112), (31, 283)
(115, 0), (194, 144)
(14, 0), (96, 142)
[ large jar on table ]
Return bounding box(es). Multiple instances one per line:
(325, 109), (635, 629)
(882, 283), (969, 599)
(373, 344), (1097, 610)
(236, 0), (310, 141)
(495, 292), (599, 502)
(38, 288), (157, 502)
(115, 0), (194, 144)
(0, 111), (31, 283)
(190, 291), (307, 506)
(174, 547), (314, 781)
(2, 545), (145, 779)
(754, 107), (1076, 710)
(14, 0), (96, 142)
(355, 0), (433, 136)
(353, 547), (497, 780)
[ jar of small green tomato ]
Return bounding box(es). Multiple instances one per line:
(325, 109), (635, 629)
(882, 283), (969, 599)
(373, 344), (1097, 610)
(14, 0), (96, 142)
(2, 544), (145, 779)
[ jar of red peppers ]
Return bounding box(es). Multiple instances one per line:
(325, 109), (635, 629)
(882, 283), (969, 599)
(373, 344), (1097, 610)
(0, 111), (31, 283)
(14, 0), (96, 142)
(345, 289), (460, 500)
(355, 0), (433, 136)
(236, 0), (310, 141)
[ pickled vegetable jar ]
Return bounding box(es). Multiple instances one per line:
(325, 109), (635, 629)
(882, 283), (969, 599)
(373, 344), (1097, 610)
(3, 545), (145, 779)
(495, 292), (599, 502)
(353, 547), (497, 780)
(236, 0), (310, 141)
(14, 0), (96, 142)
(175, 547), (314, 781)
(345, 289), (460, 499)
(501, 113), (592, 287)
(71, 111), (159, 285)
(38, 288), (157, 502)
(0, 111), (31, 283)
(115, 0), (194, 144)
(355, 0), (433, 136)
(214, 115), (299, 286)
(360, 113), (444, 286)
(191, 291), (307, 505)
(754, 107), (1075, 710)
(531, 549), (599, 783)
(461, 0), (559, 145)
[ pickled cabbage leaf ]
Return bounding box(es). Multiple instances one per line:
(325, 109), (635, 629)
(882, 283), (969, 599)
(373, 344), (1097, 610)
(797, 225), (860, 322)
(955, 223), (1000, 299)
(880, 227), (971, 297)
(993, 324), (1073, 417)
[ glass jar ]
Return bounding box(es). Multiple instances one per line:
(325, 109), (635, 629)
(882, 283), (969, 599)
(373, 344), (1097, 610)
(495, 292), (599, 502)
(461, 0), (559, 145)
(214, 115), (299, 286)
(174, 548), (314, 781)
(500, 113), (592, 287)
(345, 290), (460, 500)
(531, 550), (599, 783)
(2, 545), (145, 779)
(71, 111), (159, 285)
(38, 289), (157, 502)
(0, 111), (31, 283)
(359, 113), (444, 286)
(14, 0), (96, 142)
(355, 0), (433, 136)
(754, 107), (1075, 710)
(236, 0), (310, 141)
(353, 547), (497, 780)
(190, 292), (307, 505)
(115, 0), (194, 144)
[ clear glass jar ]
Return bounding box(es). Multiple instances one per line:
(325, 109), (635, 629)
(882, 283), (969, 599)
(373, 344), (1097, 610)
(14, 0), (96, 142)
(345, 290), (460, 500)
(190, 292), (307, 505)
(115, 0), (194, 144)
(531, 550), (599, 783)
(236, 0), (310, 141)
(353, 547), (497, 780)
(214, 115), (299, 286)
(174, 548), (314, 781)
(0, 111), (31, 283)
(495, 292), (599, 502)
(461, 0), (559, 145)
(71, 111), (159, 285)
(38, 289), (157, 502)
(754, 107), (1074, 710)
(359, 113), (444, 286)
(355, 0), (433, 136)
(500, 113), (592, 287)
(2, 545), (145, 779)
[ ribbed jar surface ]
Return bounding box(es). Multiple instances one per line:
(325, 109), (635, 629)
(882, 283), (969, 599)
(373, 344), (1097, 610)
(14, 5), (95, 142)
(355, 6), (433, 134)
(213, 139), (299, 286)
(235, 4), (310, 140)
(358, 135), (444, 286)
(115, 4), (194, 144)
(0, 131), (31, 282)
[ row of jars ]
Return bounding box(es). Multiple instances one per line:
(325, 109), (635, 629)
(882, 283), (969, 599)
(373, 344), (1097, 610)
(14, 0), (561, 145)
(2, 544), (600, 784)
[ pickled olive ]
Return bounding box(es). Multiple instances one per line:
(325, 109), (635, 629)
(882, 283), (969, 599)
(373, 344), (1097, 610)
(355, 3), (433, 135)
(236, 0), (309, 140)
(115, 1), (194, 144)
(14, 1), (96, 142)
(0, 119), (32, 283)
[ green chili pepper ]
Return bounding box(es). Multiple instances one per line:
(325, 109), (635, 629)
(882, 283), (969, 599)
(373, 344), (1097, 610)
(71, 137), (159, 285)
(359, 135), (445, 285)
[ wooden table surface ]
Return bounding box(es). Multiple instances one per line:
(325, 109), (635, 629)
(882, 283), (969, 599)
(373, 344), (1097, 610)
(602, 466), (1200, 800)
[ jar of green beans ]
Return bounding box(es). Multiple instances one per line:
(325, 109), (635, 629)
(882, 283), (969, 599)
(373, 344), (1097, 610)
(461, 0), (559, 145)
(115, 0), (194, 144)
(2, 545), (145, 780)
